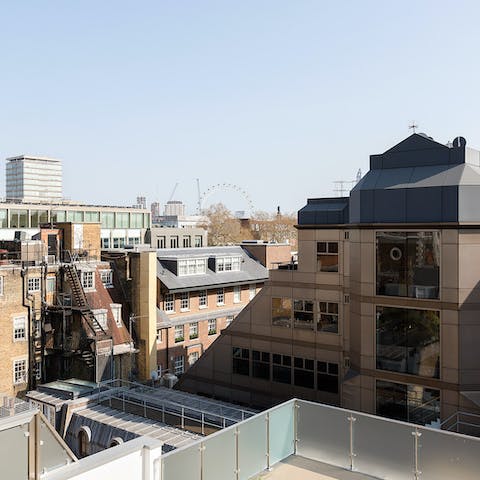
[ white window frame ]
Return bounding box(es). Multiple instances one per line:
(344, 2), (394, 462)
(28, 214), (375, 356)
(81, 271), (95, 290)
(100, 270), (114, 288)
(208, 318), (217, 335)
(174, 325), (184, 342)
(216, 288), (224, 306)
(46, 276), (56, 293)
(164, 293), (175, 313)
(226, 315), (234, 327)
(178, 258), (207, 276)
(174, 355), (184, 375)
(28, 277), (41, 293)
(156, 329), (163, 344)
(0, 276), (4, 296)
(180, 292), (190, 311)
(216, 256), (241, 272)
(233, 286), (241, 303)
(199, 290), (208, 308)
(110, 304), (122, 327)
(189, 322), (198, 339)
(13, 316), (27, 341)
(188, 351), (199, 366)
(13, 358), (27, 385)
(93, 309), (108, 329)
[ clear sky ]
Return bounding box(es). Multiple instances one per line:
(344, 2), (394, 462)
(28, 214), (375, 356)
(1, 1), (480, 214)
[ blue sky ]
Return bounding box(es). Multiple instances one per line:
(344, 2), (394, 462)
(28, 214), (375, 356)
(1, 1), (480, 214)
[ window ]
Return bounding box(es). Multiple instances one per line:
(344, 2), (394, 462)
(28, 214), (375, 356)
(376, 306), (440, 378)
(233, 286), (241, 303)
(376, 380), (440, 426)
(0, 276), (4, 296)
(317, 242), (339, 272)
(28, 277), (41, 293)
(376, 232), (440, 299)
(13, 359), (27, 384)
(164, 294), (175, 313)
(293, 299), (314, 329)
(216, 288), (224, 305)
(183, 236), (191, 248)
(46, 277), (56, 293)
(216, 256), (241, 272)
(173, 355), (184, 375)
(188, 351), (199, 366)
(100, 270), (113, 287)
(318, 302), (339, 333)
(189, 322), (198, 339)
(156, 329), (163, 343)
(101, 212), (115, 228)
(128, 237), (139, 245)
(232, 347), (249, 375)
(34, 361), (42, 381)
(208, 318), (217, 335)
(294, 357), (315, 389)
(81, 271), (95, 290)
(157, 236), (166, 248)
(249, 284), (256, 300)
(272, 297), (292, 327)
(180, 292), (190, 311)
(78, 427), (91, 458)
(178, 258), (207, 276)
(194, 235), (203, 247)
(317, 361), (339, 393)
(252, 350), (270, 380)
(170, 236), (179, 248)
(226, 315), (234, 327)
(101, 238), (110, 249)
(198, 290), (208, 308)
(13, 316), (26, 341)
(111, 304), (122, 327)
(115, 212), (129, 228)
(272, 354), (291, 384)
(174, 325), (184, 343)
(94, 310), (108, 329)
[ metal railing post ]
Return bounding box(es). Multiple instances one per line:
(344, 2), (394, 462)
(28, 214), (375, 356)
(412, 427), (422, 480)
(201, 412), (205, 435)
(347, 414), (356, 471)
(266, 412), (271, 471)
(181, 407), (185, 430)
(294, 401), (300, 455)
(234, 426), (240, 480)
(162, 403), (165, 423)
(199, 442), (205, 480)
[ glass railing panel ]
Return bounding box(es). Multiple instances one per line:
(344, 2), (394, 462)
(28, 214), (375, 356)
(353, 413), (415, 479)
(417, 426), (480, 479)
(203, 427), (236, 480)
(269, 401), (295, 466)
(296, 400), (350, 469)
(162, 443), (200, 480)
(237, 413), (267, 480)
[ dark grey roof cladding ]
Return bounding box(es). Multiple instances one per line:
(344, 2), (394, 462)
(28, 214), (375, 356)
(297, 197), (349, 225)
(157, 246), (268, 292)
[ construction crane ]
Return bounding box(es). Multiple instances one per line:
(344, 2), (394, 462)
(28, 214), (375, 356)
(168, 183), (179, 203)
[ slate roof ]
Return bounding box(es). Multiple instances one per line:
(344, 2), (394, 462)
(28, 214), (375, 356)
(157, 246), (268, 292)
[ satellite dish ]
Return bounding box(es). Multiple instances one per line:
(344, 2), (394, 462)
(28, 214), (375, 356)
(453, 136), (466, 148)
(150, 370), (159, 381)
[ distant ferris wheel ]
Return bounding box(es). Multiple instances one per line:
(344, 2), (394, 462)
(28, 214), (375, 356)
(196, 182), (254, 216)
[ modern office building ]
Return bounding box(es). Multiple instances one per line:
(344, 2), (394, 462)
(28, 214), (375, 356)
(177, 133), (480, 430)
(6, 155), (63, 202)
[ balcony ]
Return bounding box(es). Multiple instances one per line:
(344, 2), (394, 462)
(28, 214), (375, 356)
(160, 398), (480, 479)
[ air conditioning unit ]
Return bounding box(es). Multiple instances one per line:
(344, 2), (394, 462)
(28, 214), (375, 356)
(163, 373), (178, 389)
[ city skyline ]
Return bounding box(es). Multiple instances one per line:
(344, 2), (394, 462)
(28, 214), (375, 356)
(2, 1), (480, 212)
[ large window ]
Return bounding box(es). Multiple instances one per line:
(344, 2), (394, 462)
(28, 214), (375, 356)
(100, 270), (113, 287)
(272, 354), (291, 384)
(216, 288), (224, 305)
(317, 361), (339, 393)
(294, 357), (314, 389)
(174, 325), (184, 342)
(233, 286), (241, 303)
(376, 306), (440, 378)
(293, 299), (314, 329)
(189, 322), (198, 339)
(28, 277), (41, 293)
(252, 351), (270, 380)
(81, 271), (95, 289)
(198, 290), (208, 308)
(272, 297), (292, 327)
(376, 232), (440, 299)
(178, 258), (206, 276)
(217, 257), (241, 272)
(173, 355), (184, 375)
(317, 242), (338, 272)
(180, 292), (190, 311)
(164, 294), (174, 313)
(208, 318), (217, 335)
(13, 316), (27, 341)
(232, 347), (249, 375)
(318, 302), (339, 333)
(13, 359), (27, 384)
(376, 380), (440, 426)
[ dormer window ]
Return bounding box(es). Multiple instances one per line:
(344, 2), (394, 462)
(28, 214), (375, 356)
(216, 256), (241, 272)
(178, 258), (207, 276)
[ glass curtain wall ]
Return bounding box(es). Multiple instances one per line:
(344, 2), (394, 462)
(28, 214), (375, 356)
(376, 232), (440, 299)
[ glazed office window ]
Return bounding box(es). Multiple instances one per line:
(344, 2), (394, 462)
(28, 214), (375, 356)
(170, 236), (179, 248)
(272, 297), (292, 327)
(101, 212), (115, 228)
(182, 236), (191, 248)
(318, 302), (339, 333)
(194, 235), (203, 247)
(9, 210), (28, 228)
(180, 292), (190, 311)
(293, 299), (315, 329)
(217, 256), (241, 272)
(317, 361), (339, 393)
(317, 242), (339, 272)
(157, 236), (166, 248)
(130, 213), (143, 228)
(174, 325), (184, 342)
(294, 357), (315, 389)
(115, 212), (129, 228)
(84, 211), (100, 223)
(376, 380), (440, 426)
(0, 209), (7, 228)
(189, 322), (198, 339)
(198, 290), (208, 308)
(272, 354), (292, 384)
(376, 232), (440, 299)
(164, 294), (175, 313)
(252, 350), (270, 380)
(232, 347), (250, 376)
(376, 306), (440, 379)
(30, 210), (48, 227)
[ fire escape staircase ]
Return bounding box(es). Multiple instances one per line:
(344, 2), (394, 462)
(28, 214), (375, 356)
(63, 264), (109, 368)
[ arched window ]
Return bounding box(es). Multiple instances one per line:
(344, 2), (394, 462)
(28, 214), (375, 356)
(109, 437), (124, 448)
(78, 426), (91, 457)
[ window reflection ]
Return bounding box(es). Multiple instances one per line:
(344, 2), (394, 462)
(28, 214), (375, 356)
(376, 306), (440, 378)
(376, 232), (440, 299)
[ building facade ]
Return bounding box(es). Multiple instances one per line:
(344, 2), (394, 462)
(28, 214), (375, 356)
(148, 226), (208, 249)
(178, 133), (480, 430)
